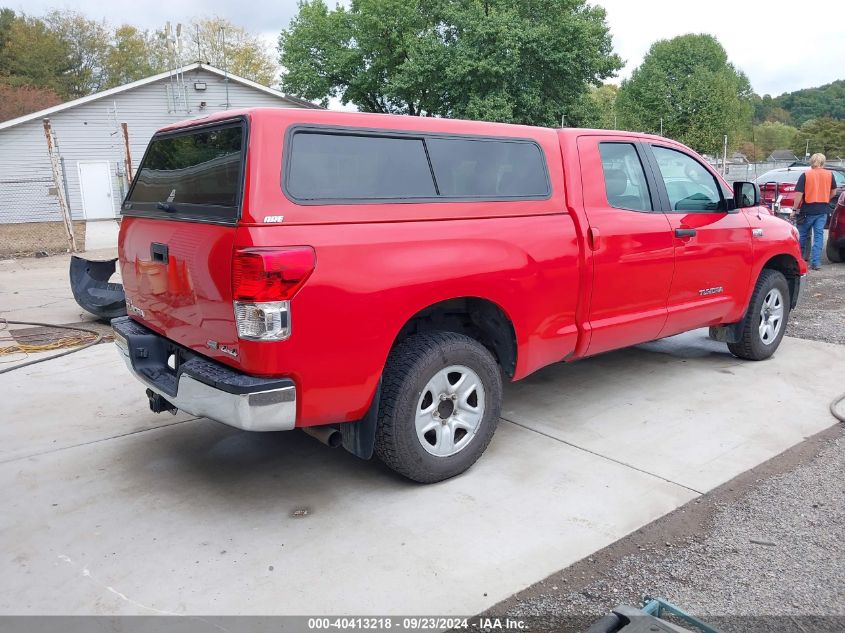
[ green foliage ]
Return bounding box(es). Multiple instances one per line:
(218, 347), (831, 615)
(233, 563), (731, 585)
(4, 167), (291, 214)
(792, 117), (845, 158)
(765, 81), (845, 127)
(0, 13), (71, 95)
(615, 34), (753, 154)
(187, 17), (278, 87)
(279, 0), (622, 127)
(0, 6), (279, 115)
(751, 121), (799, 160)
(103, 26), (167, 89)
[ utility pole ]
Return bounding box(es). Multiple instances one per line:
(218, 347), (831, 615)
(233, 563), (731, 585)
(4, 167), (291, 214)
(805, 139), (810, 159)
(659, 117), (663, 136)
(561, 113), (566, 128)
(723, 135), (728, 176)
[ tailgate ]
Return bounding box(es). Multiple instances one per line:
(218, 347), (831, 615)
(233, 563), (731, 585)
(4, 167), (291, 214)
(119, 217), (239, 365)
(118, 119), (245, 367)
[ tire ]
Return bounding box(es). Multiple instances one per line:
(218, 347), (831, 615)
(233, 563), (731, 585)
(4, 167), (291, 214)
(374, 331), (502, 483)
(827, 239), (843, 263)
(727, 269), (790, 361)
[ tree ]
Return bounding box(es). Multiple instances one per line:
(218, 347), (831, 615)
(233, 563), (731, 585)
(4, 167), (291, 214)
(0, 83), (61, 120)
(752, 121), (799, 159)
(278, 0), (622, 127)
(0, 13), (72, 96)
(777, 80), (845, 127)
(792, 117), (845, 159)
(103, 25), (168, 88)
(186, 17), (278, 85)
(44, 10), (111, 97)
(615, 34), (752, 154)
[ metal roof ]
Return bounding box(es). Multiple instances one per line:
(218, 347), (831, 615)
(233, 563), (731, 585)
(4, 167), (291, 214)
(0, 62), (321, 132)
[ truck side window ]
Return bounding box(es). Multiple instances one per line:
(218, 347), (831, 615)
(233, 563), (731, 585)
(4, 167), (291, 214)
(651, 146), (725, 212)
(425, 137), (549, 198)
(598, 143), (653, 212)
(287, 133), (437, 201)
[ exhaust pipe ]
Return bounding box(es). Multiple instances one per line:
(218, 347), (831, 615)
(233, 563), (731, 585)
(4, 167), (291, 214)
(303, 425), (342, 448)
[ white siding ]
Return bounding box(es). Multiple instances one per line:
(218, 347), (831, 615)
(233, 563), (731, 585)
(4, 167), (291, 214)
(0, 68), (302, 224)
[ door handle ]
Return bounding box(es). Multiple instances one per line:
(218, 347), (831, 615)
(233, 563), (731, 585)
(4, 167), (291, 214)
(588, 227), (601, 251)
(675, 228), (696, 238)
(150, 242), (168, 263)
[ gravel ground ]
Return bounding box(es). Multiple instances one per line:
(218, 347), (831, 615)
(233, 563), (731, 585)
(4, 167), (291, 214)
(786, 240), (845, 345)
(488, 258), (845, 631)
(498, 430), (845, 631)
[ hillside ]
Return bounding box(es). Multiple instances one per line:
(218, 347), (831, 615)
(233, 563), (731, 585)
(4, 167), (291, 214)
(757, 79), (845, 126)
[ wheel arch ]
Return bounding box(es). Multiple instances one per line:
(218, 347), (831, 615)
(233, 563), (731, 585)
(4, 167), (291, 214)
(390, 296), (518, 379)
(761, 253), (802, 308)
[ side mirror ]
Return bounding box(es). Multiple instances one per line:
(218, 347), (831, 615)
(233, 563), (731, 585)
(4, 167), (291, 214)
(733, 181), (759, 209)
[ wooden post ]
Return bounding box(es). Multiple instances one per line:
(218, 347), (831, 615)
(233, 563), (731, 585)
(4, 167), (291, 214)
(121, 122), (133, 181)
(42, 118), (77, 253)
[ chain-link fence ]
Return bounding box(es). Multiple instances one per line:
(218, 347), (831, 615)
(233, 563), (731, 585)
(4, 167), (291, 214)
(720, 160), (845, 184)
(0, 163), (83, 258)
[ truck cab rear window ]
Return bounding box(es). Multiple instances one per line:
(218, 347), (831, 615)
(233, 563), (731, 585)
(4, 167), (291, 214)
(284, 129), (550, 203)
(123, 122), (244, 223)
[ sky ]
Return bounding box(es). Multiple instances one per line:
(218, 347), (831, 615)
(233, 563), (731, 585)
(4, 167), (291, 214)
(13, 0), (845, 97)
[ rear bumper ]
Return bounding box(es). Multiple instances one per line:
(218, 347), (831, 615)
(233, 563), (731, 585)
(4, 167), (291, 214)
(112, 317), (296, 431)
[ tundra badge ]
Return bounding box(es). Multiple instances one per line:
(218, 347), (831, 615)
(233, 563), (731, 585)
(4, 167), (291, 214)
(699, 286), (724, 296)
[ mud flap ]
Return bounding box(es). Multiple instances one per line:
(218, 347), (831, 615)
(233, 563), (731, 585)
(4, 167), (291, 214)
(340, 381), (380, 460)
(69, 255), (127, 321)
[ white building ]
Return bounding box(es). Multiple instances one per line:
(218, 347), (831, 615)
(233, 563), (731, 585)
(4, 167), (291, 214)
(0, 63), (318, 255)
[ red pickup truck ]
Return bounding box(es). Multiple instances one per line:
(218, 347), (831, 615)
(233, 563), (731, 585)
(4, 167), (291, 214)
(113, 108), (807, 482)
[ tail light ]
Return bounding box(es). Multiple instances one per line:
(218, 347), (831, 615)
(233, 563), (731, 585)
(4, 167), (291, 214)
(232, 247), (316, 341)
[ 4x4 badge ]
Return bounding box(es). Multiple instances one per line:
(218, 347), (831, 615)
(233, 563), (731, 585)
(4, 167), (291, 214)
(207, 340), (238, 357)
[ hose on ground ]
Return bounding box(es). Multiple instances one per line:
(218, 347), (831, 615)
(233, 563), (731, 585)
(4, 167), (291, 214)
(0, 319), (103, 375)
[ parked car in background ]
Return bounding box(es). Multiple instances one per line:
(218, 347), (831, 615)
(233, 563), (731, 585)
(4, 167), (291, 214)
(756, 165), (845, 221)
(828, 192), (845, 263)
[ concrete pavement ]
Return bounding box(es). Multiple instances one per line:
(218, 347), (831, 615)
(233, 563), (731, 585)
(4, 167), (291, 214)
(0, 249), (118, 331)
(1, 330), (842, 615)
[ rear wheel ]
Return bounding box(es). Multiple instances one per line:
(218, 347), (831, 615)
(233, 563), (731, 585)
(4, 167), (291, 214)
(827, 239), (843, 263)
(374, 331), (502, 483)
(727, 269), (790, 361)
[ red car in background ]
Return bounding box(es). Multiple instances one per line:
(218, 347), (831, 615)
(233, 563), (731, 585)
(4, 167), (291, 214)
(756, 165), (845, 221)
(828, 192), (845, 263)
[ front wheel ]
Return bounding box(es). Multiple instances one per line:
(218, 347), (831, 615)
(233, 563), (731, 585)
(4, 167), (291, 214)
(727, 269), (790, 361)
(374, 331), (502, 483)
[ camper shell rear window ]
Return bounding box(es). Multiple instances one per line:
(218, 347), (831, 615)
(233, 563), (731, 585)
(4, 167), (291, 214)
(283, 125), (551, 204)
(123, 119), (246, 224)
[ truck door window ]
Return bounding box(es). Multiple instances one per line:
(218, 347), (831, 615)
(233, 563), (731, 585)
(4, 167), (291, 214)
(597, 143), (653, 212)
(651, 146), (725, 212)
